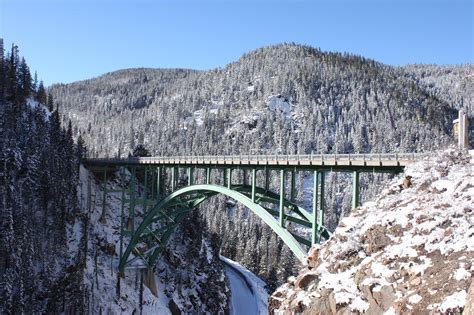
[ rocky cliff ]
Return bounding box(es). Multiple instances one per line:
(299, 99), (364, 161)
(270, 149), (474, 314)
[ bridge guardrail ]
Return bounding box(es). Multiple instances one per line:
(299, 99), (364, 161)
(86, 152), (429, 165)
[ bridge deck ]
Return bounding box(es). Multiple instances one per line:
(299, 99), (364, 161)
(85, 153), (427, 172)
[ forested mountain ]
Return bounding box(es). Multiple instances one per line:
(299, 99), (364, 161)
(49, 43), (471, 292)
(50, 44), (459, 158)
(0, 41), (85, 313)
(0, 41), (232, 314)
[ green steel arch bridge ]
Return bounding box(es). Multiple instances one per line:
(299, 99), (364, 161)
(85, 153), (425, 273)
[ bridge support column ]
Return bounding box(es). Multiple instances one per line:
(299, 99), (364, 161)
(128, 167), (137, 232)
(206, 167), (211, 184)
(251, 168), (256, 202)
(243, 169), (247, 186)
(171, 167), (177, 191)
(227, 168), (232, 189)
(311, 170), (325, 244)
(119, 168), (125, 258)
(187, 167), (193, 186)
(143, 167), (149, 212)
(279, 170), (285, 227)
(150, 166), (155, 200)
(318, 172), (325, 229)
(117, 167), (126, 298)
(312, 170), (319, 245)
(290, 170), (296, 202)
(156, 167), (162, 201)
(100, 167), (108, 223)
(352, 171), (360, 209)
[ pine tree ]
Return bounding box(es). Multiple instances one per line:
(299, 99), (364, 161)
(47, 93), (54, 112)
(18, 57), (31, 103)
(132, 144), (150, 157)
(6, 43), (18, 104)
(0, 38), (5, 101)
(36, 81), (47, 105)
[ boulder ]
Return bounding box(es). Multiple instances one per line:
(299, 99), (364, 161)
(307, 246), (320, 268)
(361, 225), (390, 255)
(294, 272), (318, 290)
(402, 176), (412, 189)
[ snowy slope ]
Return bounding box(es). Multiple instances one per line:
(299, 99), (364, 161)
(270, 149), (474, 314)
(76, 166), (229, 314)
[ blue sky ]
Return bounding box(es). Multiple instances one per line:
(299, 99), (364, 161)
(1, 0), (472, 86)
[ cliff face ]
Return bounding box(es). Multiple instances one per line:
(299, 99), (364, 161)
(270, 149), (474, 314)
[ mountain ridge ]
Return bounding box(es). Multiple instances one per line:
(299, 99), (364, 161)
(48, 43), (469, 293)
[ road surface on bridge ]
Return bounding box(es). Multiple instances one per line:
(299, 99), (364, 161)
(86, 153), (427, 169)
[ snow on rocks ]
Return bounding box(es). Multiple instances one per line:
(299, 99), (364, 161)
(266, 94), (292, 116)
(269, 149), (474, 314)
(438, 290), (467, 313)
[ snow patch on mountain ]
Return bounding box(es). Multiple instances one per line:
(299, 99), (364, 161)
(266, 94), (292, 116)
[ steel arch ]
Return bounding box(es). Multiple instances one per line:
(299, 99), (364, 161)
(119, 184), (326, 271)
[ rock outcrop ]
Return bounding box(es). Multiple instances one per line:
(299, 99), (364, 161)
(270, 150), (474, 314)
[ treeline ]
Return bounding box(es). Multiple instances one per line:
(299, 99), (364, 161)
(0, 40), (86, 313)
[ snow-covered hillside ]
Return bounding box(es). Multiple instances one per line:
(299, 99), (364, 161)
(75, 166), (230, 314)
(270, 149), (474, 314)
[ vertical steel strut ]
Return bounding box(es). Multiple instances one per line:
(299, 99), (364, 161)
(312, 170), (319, 245)
(352, 171), (360, 209)
(187, 167), (193, 186)
(227, 168), (232, 189)
(156, 166), (162, 201)
(279, 170), (285, 227)
(129, 167), (136, 232)
(318, 171), (325, 231)
(251, 168), (256, 202)
(101, 167), (107, 221)
(290, 170), (296, 202)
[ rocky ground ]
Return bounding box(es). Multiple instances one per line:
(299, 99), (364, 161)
(269, 149), (474, 314)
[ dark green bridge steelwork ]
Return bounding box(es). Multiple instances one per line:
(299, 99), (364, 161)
(85, 153), (424, 272)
